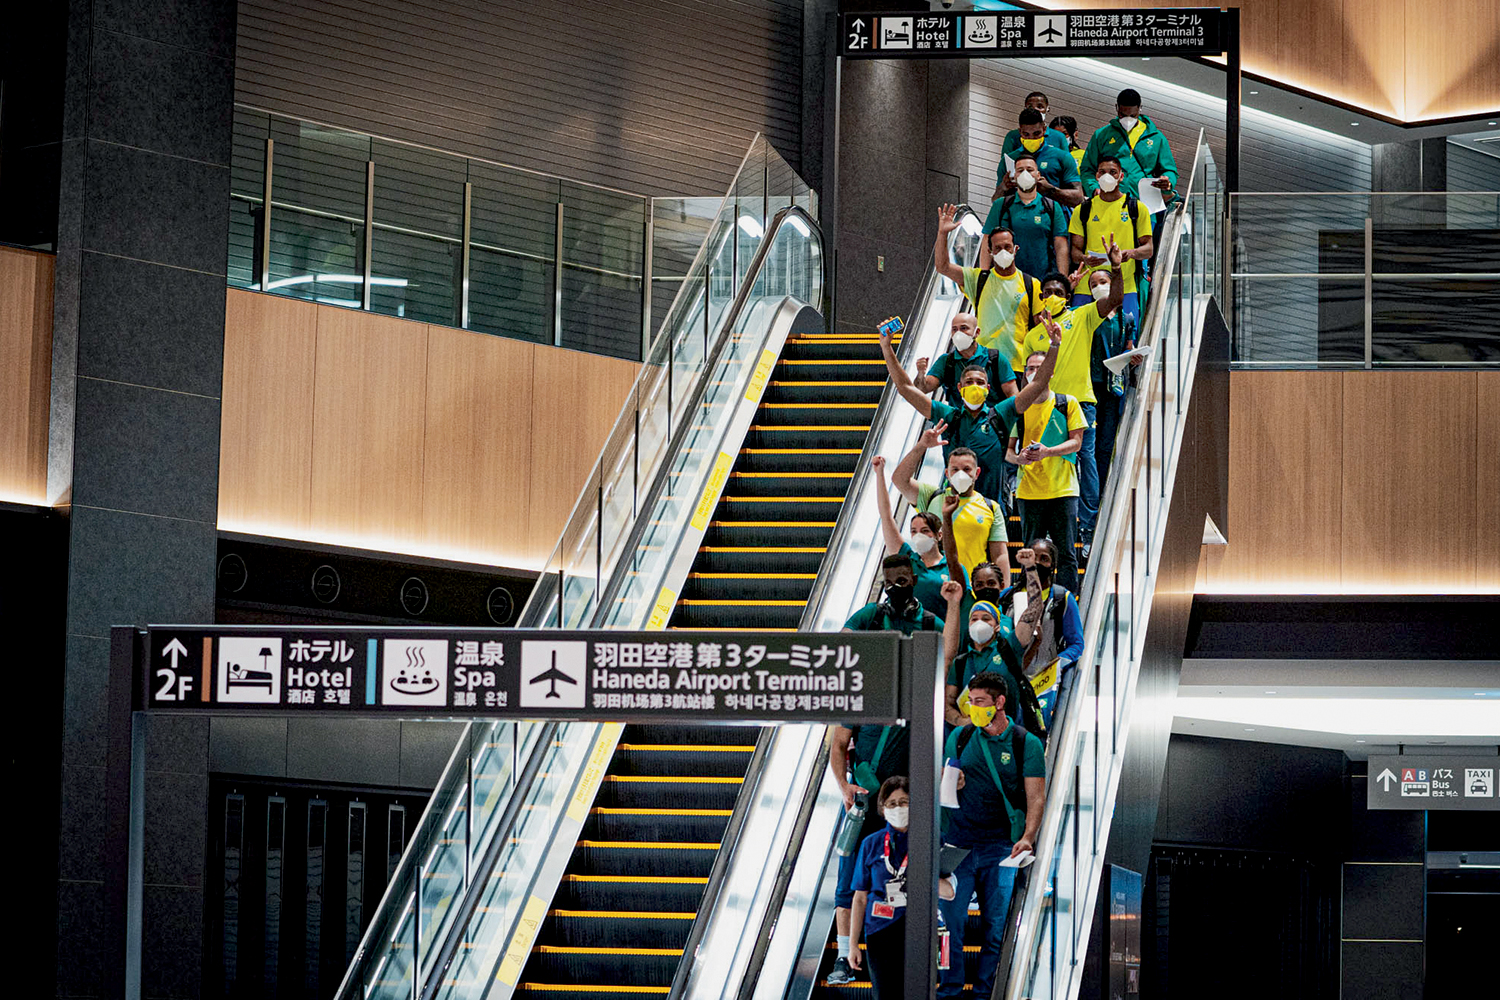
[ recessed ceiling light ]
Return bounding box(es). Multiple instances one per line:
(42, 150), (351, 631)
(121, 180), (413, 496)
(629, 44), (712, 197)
(1350, 122), (1360, 126)
(1142, 57), (1151, 61)
(1490, 122), (1498, 126)
(1265, 690), (1278, 695)
(1249, 90), (1259, 95)
(1244, 727), (1256, 732)
(1356, 739), (1367, 743)
(1476, 692), (1489, 697)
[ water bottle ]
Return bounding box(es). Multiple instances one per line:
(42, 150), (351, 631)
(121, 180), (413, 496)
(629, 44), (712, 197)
(937, 907), (951, 970)
(835, 793), (868, 856)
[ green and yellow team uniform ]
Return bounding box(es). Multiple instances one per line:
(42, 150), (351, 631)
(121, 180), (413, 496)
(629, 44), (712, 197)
(1021, 302), (1107, 404)
(1012, 394), (1087, 500)
(961, 267), (1043, 375)
(915, 481), (1007, 576)
(1068, 196), (1152, 298)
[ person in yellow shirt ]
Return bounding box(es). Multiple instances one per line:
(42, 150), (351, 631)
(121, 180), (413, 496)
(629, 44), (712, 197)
(1068, 156), (1152, 329)
(1006, 347), (1089, 594)
(934, 203), (1043, 380)
(1019, 241), (1124, 573)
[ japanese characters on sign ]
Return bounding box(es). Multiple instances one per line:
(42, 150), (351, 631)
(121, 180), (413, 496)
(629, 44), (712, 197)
(1367, 755), (1500, 811)
(142, 627), (902, 724)
(842, 9), (1222, 59)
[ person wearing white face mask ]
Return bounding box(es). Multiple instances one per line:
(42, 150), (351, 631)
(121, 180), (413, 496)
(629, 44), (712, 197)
(871, 454), (950, 618)
(1069, 156), (1153, 329)
(982, 152), (1071, 284)
(934, 205), (1043, 382)
(913, 311), (1016, 406)
(848, 776), (921, 997)
(939, 580), (1031, 733)
(1080, 88), (1178, 207)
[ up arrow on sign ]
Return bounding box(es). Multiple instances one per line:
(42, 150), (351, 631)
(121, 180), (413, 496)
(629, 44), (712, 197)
(163, 637), (189, 668)
(1375, 767), (1398, 792)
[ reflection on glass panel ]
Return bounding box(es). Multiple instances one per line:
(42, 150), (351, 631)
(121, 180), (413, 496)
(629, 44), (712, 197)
(561, 181), (645, 360)
(265, 118), (370, 307)
(1232, 193), (1370, 277)
(468, 164), (558, 344)
(228, 109), (268, 289)
(1234, 276), (1363, 365)
(371, 140), (466, 324)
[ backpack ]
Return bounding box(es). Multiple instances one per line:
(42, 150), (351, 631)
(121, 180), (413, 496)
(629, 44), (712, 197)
(1081, 193), (1140, 234)
(994, 192), (1059, 236)
(953, 721), (1029, 817)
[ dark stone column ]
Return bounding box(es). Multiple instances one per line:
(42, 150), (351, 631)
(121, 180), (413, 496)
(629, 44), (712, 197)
(1371, 137), (1447, 227)
(833, 57), (970, 333)
(1341, 771), (1426, 1000)
(49, 1), (236, 997)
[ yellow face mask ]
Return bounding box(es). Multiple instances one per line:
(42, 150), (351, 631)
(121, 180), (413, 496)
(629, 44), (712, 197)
(1042, 294), (1066, 315)
(1020, 135), (1044, 153)
(959, 384), (988, 408)
(968, 703), (998, 728)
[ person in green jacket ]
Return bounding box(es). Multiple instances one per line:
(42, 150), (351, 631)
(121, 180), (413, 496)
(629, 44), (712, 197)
(1079, 88), (1178, 203)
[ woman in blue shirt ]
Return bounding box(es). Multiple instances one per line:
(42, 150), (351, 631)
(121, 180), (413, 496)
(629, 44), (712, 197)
(848, 776), (911, 997)
(873, 455), (949, 617)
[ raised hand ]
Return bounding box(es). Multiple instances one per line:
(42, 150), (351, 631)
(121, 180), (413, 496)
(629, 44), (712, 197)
(942, 492), (961, 517)
(1016, 547), (1036, 567)
(919, 421), (950, 450)
(937, 203), (961, 235)
(915, 356), (929, 377)
(940, 579), (964, 602)
(1106, 232), (1125, 266)
(871, 454), (886, 474)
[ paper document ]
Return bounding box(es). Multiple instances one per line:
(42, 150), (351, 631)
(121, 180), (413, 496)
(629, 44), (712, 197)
(1003, 153), (1016, 178)
(1000, 850), (1036, 869)
(941, 760), (962, 808)
(1137, 177), (1167, 214)
(1104, 344), (1153, 376)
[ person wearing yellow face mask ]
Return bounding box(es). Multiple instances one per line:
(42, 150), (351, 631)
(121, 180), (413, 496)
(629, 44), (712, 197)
(995, 109), (1083, 209)
(936, 669), (1046, 1000)
(913, 311), (1017, 406)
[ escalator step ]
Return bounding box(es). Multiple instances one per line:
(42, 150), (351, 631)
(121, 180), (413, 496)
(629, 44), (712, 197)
(518, 986), (669, 997)
(556, 874), (708, 912)
(527, 947), (682, 984)
(726, 471), (853, 497)
(744, 427), (869, 450)
(703, 520), (835, 547)
(566, 841), (721, 879)
(763, 381), (885, 405)
(619, 725), (757, 745)
(756, 403), (877, 426)
(734, 448), (861, 474)
(669, 600), (805, 630)
(583, 808), (733, 842)
(774, 359), (888, 382)
(719, 496), (845, 518)
(595, 775), (741, 810)
(781, 341), (884, 361)
(543, 908), (697, 948)
(681, 572), (818, 602)
(610, 745), (754, 777)
(690, 547), (826, 574)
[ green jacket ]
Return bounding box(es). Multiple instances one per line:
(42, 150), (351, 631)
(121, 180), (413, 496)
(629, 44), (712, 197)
(1080, 114), (1178, 198)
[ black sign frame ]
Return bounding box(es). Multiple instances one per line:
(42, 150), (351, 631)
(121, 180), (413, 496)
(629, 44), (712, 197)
(840, 8), (1224, 60)
(1367, 755), (1500, 811)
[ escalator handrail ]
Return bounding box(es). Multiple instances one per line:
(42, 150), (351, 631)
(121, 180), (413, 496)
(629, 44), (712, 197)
(998, 130), (1210, 1000)
(587, 205), (824, 629)
(418, 721), (561, 1000)
(515, 132), (774, 628)
(664, 207), (982, 1000)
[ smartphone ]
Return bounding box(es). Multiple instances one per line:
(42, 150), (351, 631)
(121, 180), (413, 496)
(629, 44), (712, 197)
(877, 316), (905, 337)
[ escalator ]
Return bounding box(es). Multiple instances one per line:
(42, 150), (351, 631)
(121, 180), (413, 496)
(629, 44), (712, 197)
(513, 330), (893, 994)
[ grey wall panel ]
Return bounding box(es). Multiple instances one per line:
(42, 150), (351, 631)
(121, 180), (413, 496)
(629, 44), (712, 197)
(236, 0), (804, 198)
(1447, 141), (1500, 192)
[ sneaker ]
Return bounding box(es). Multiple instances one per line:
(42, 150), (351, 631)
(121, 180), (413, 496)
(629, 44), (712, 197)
(827, 957), (856, 985)
(1081, 542), (1092, 561)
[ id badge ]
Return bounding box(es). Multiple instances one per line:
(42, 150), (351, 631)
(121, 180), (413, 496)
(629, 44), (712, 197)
(885, 878), (908, 909)
(872, 901), (896, 919)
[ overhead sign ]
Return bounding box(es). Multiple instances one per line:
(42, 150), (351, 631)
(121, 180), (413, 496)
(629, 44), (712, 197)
(140, 626), (902, 723)
(1367, 755), (1500, 811)
(841, 9), (1223, 59)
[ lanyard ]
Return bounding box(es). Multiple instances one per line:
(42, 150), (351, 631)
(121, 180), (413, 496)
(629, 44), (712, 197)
(975, 730), (1024, 836)
(882, 830), (908, 877)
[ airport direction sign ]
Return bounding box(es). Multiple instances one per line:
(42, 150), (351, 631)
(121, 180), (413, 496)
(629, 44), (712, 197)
(140, 625), (902, 724)
(1367, 755), (1500, 811)
(841, 9), (1223, 59)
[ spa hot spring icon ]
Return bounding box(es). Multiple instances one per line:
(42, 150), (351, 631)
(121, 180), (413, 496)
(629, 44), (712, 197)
(381, 639), (450, 706)
(391, 645), (440, 695)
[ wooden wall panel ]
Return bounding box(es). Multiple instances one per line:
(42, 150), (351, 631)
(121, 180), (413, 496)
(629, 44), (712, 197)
(526, 347), (642, 555)
(309, 306), (429, 542)
(219, 290), (318, 532)
(1340, 371), (1477, 590)
(1476, 372), (1500, 581)
(1214, 371), (1345, 591)
(1040, 0), (1500, 122)
(0, 247), (54, 503)
(422, 328), (537, 562)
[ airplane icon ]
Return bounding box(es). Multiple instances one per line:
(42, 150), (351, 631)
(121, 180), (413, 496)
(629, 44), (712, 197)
(1037, 23), (1064, 43)
(529, 650), (578, 699)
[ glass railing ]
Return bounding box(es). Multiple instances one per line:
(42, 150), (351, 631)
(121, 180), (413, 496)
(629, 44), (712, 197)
(1230, 190), (1500, 367)
(667, 208), (986, 1000)
(334, 721), (543, 1000)
(1004, 131), (1220, 1000)
(229, 106), (815, 363)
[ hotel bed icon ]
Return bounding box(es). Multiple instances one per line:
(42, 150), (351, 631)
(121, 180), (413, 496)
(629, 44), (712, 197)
(225, 647), (276, 692)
